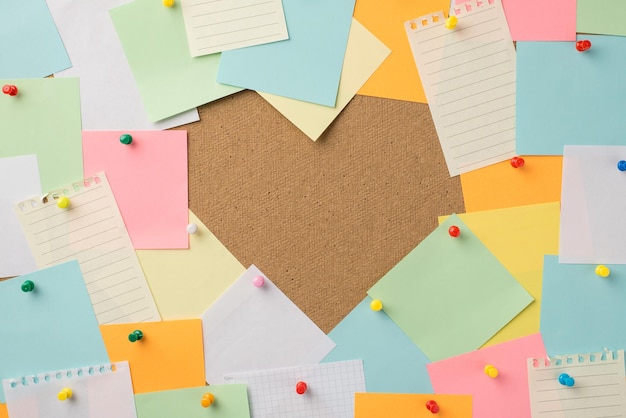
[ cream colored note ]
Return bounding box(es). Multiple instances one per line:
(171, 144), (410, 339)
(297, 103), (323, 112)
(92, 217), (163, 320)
(14, 173), (161, 324)
(181, 0), (288, 56)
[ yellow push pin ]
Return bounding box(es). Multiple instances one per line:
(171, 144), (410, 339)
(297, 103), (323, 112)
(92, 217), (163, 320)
(596, 265), (610, 278)
(445, 15), (458, 29)
(57, 196), (70, 209)
(484, 364), (499, 378)
(370, 299), (383, 311)
(163, 0), (175, 7)
(58, 388), (72, 401)
(201, 393), (215, 408)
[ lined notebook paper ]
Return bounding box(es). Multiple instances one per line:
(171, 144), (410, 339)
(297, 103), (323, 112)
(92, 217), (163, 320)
(405, 0), (516, 176)
(180, 0), (288, 56)
(527, 350), (626, 417)
(14, 173), (160, 325)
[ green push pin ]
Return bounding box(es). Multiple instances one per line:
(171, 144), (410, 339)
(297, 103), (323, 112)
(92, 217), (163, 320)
(119, 134), (133, 145)
(21, 280), (35, 293)
(128, 330), (143, 342)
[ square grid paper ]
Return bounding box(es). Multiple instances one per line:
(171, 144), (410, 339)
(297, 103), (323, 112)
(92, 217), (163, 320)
(224, 360), (365, 418)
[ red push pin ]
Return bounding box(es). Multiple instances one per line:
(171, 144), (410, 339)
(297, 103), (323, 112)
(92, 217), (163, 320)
(2, 84), (18, 96)
(295, 381), (307, 395)
(448, 225), (460, 238)
(576, 40), (591, 52)
(426, 400), (440, 414)
(510, 156), (525, 168)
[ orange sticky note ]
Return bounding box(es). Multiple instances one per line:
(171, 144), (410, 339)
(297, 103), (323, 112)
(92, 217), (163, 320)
(100, 320), (205, 394)
(0, 403), (7, 418)
(354, 392), (472, 417)
(354, 0), (450, 103)
(460, 156), (562, 212)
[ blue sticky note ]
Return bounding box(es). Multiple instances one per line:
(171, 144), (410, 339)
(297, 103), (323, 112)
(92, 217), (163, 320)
(0, 0), (71, 78)
(517, 35), (626, 155)
(0, 261), (109, 402)
(217, 0), (355, 107)
(322, 297), (433, 394)
(541, 255), (626, 356)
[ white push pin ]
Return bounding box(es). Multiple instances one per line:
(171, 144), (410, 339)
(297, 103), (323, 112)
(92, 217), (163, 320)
(186, 223), (198, 234)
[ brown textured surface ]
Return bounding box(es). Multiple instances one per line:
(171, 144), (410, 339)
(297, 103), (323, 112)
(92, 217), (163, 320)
(182, 90), (465, 333)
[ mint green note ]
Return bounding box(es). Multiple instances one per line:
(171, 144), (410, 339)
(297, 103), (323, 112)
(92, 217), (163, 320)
(0, 78), (82, 191)
(109, 0), (241, 122)
(368, 214), (533, 362)
(135, 384), (250, 418)
(577, 0), (626, 36)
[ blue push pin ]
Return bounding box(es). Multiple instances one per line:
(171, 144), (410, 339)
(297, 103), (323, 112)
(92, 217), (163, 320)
(558, 373), (575, 387)
(618, 160), (626, 172)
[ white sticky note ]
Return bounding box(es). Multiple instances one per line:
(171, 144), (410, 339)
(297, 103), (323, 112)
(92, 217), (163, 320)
(201, 265), (335, 384)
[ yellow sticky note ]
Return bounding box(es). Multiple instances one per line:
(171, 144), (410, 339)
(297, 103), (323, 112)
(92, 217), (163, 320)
(136, 210), (245, 320)
(354, 392), (472, 417)
(439, 202), (560, 347)
(460, 156), (562, 212)
(100, 320), (205, 394)
(354, 0), (450, 103)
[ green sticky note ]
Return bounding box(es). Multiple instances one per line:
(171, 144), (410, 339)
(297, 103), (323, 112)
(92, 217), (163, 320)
(368, 214), (533, 362)
(577, 0), (626, 36)
(135, 384), (250, 418)
(109, 0), (241, 122)
(0, 78), (82, 191)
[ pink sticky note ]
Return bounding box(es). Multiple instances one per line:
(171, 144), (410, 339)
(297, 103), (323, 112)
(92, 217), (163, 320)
(83, 131), (188, 249)
(427, 333), (546, 417)
(454, 0), (576, 41)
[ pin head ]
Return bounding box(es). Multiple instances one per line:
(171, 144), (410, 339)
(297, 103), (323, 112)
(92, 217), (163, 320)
(595, 265), (610, 278)
(448, 225), (460, 238)
(57, 196), (70, 209)
(370, 299), (383, 311)
(445, 15), (458, 29)
(128, 330), (144, 342)
(576, 40), (591, 52)
(558, 373), (575, 386)
(58, 388), (72, 401)
(201, 393), (214, 407)
(21, 280), (35, 293)
(617, 160), (626, 172)
(296, 381), (307, 395)
(2, 84), (18, 96)
(163, 0), (175, 6)
(119, 134), (133, 145)
(426, 400), (440, 414)
(252, 275), (265, 287)
(186, 223), (198, 234)
(510, 156), (525, 168)
(484, 364), (499, 378)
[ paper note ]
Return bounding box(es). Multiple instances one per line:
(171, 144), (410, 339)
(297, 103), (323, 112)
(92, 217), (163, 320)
(0, 0), (70, 78)
(368, 214), (533, 362)
(181, 0), (288, 56)
(224, 360), (365, 418)
(560, 145), (626, 264)
(517, 36), (626, 155)
(135, 384), (250, 418)
(354, 393), (472, 418)
(48, 0), (198, 130)
(82, 130), (188, 249)
(406, 0), (517, 176)
(0, 77), (82, 191)
(201, 265), (335, 384)
(0, 261), (109, 403)
(0, 155), (41, 277)
(460, 156), (562, 212)
(100, 320), (205, 393)
(527, 350), (626, 417)
(109, 0), (241, 122)
(428, 334), (546, 418)
(217, 0), (355, 107)
(3, 362), (136, 418)
(258, 19), (389, 141)
(577, 0), (626, 36)
(454, 0), (576, 41)
(439, 202), (560, 347)
(322, 297), (433, 394)
(541, 256), (626, 356)
(353, 0), (449, 103)
(14, 173), (161, 324)
(136, 210), (245, 320)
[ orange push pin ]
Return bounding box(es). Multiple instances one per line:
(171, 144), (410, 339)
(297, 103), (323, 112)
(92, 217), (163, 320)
(2, 84), (18, 96)
(484, 364), (499, 378)
(201, 393), (215, 407)
(58, 388), (72, 401)
(296, 381), (307, 395)
(426, 400), (440, 414)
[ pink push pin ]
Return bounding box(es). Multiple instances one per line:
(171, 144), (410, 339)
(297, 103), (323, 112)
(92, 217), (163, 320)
(510, 156), (525, 168)
(576, 40), (591, 52)
(252, 275), (265, 287)
(2, 84), (18, 96)
(295, 381), (307, 395)
(448, 225), (460, 238)
(426, 400), (440, 414)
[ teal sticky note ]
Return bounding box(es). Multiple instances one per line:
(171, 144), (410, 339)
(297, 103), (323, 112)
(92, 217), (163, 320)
(0, 0), (71, 78)
(517, 35), (626, 155)
(217, 0), (355, 107)
(322, 297), (433, 394)
(0, 261), (109, 403)
(0, 77), (83, 191)
(541, 255), (626, 356)
(368, 214), (533, 362)
(135, 385), (250, 418)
